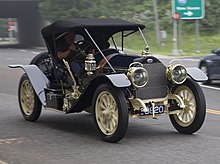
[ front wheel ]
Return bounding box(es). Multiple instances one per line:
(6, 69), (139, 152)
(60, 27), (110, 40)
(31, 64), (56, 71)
(92, 84), (128, 142)
(18, 74), (42, 121)
(169, 78), (206, 134)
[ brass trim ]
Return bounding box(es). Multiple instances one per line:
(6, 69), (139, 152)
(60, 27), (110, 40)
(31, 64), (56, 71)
(166, 61), (187, 85)
(127, 62), (149, 88)
(62, 59), (81, 99)
(129, 93), (186, 119)
(45, 107), (66, 113)
(129, 113), (165, 119)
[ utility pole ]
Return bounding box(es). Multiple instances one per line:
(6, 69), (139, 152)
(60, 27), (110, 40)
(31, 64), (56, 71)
(153, 0), (160, 45)
(195, 20), (200, 53)
(172, 19), (178, 56)
(178, 19), (183, 53)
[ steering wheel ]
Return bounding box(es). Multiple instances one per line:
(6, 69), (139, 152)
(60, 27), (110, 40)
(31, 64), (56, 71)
(71, 40), (94, 62)
(77, 40), (94, 53)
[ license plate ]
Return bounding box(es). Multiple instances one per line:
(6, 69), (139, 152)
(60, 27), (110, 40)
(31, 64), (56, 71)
(139, 105), (165, 116)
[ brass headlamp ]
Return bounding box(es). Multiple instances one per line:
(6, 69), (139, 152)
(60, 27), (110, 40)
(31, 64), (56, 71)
(127, 62), (149, 88)
(166, 60), (187, 84)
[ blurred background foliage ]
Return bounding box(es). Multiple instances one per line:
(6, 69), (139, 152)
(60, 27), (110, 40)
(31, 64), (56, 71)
(39, 0), (220, 33)
(0, 18), (8, 38)
(0, 0), (218, 54)
(38, 0), (220, 55)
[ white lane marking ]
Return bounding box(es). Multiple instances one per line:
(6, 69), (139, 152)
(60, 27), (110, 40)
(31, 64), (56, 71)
(19, 49), (39, 54)
(181, 58), (200, 62)
(158, 56), (200, 61)
(5, 58), (14, 60)
(19, 49), (27, 52)
(201, 84), (220, 91)
(0, 138), (22, 145)
(31, 51), (39, 54)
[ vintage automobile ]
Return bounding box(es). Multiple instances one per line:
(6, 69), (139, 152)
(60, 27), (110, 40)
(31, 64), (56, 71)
(10, 18), (208, 142)
(199, 48), (220, 84)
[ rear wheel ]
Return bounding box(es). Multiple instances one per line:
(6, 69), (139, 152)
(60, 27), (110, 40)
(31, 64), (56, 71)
(169, 78), (206, 134)
(18, 74), (42, 121)
(30, 52), (50, 65)
(92, 84), (128, 142)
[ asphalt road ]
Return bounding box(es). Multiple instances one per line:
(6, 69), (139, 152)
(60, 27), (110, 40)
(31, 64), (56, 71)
(0, 48), (220, 164)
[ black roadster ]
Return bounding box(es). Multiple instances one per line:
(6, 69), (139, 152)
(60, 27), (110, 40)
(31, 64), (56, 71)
(10, 18), (208, 142)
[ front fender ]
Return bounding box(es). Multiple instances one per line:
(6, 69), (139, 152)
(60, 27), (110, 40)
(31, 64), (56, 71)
(67, 73), (131, 113)
(9, 64), (50, 106)
(105, 74), (131, 87)
(187, 67), (208, 82)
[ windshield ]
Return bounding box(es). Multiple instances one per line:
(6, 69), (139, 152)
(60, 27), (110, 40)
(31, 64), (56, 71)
(108, 29), (149, 54)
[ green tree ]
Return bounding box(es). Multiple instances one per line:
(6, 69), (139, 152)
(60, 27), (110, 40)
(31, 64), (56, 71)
(39, 0), (220, 33)
(201, 0), (220, 32)
(0, 18), (10, 38)
(39, 0), (152, 22)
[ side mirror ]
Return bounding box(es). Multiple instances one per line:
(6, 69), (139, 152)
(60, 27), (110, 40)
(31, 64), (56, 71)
(211, 49), (217, 54)
(211, 48), (220, 55)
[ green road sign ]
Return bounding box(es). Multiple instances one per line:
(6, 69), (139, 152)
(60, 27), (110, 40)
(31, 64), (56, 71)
(172, 0), (205, 19)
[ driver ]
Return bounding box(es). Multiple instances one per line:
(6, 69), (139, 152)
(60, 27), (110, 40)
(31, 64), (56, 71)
(56, 31), (83, 75)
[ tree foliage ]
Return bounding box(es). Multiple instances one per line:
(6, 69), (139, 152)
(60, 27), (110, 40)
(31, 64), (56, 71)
(39, 0), (220, 33)
(200, 0), (220, 32)
(0, 18), (8, 37)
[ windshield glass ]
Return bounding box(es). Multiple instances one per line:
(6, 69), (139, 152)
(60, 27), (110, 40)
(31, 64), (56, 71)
(108, 29), (149, 54)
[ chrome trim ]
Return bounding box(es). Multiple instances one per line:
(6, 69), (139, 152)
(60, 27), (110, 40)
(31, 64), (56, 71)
(138, 27), (149, 48)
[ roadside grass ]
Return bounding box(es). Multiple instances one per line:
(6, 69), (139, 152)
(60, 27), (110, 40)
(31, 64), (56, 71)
(122, 30), (220, 57)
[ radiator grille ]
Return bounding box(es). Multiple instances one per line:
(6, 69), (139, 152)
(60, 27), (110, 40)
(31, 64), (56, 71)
(136, 63), (168, 99)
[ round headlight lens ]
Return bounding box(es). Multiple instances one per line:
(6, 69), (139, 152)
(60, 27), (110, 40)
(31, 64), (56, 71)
(172, 65), (187, 84)
(131, 68), (149, 88)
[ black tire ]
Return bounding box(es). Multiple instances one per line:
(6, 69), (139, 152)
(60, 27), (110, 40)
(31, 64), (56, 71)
(30, 52), (55, 82)
(18, 74), (42, 121)
(92, 84), (128, 142)
(200, 63), (211, 85)
(169, 78), (206, 134)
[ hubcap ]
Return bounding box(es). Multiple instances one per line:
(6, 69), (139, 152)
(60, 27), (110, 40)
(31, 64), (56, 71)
(20, 80), (35, 116)
(174, 86), (196, 127)
(95, 91), (118, 135)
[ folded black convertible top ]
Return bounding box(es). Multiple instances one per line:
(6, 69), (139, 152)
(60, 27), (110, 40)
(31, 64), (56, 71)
(41, 18), (145, 38)
(41, 18), (145, 55)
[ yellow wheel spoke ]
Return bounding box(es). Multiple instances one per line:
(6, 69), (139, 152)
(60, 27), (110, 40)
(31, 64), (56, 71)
(20, 80), (35, 116)
(95, 91), (118, 136)
(174, 85), (197, 127)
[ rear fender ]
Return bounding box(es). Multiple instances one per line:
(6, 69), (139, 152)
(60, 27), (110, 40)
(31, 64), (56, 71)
(9, 64), (50, 106)
(187, 67), (208, 82)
